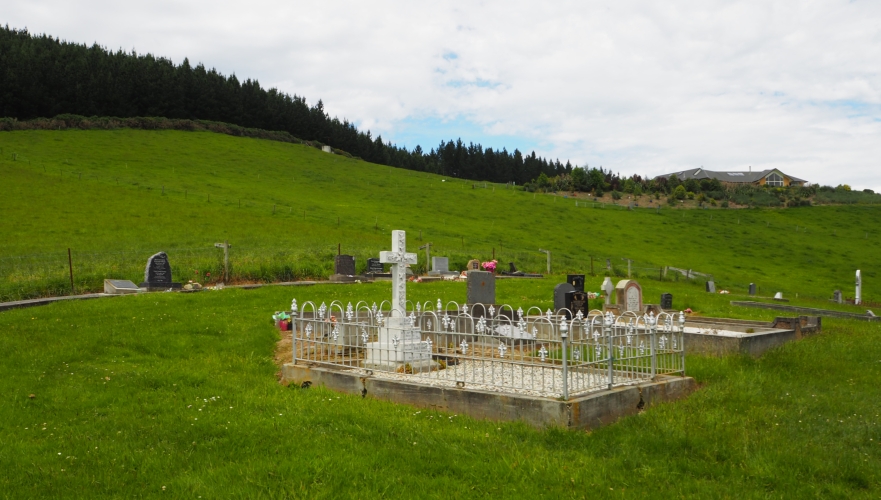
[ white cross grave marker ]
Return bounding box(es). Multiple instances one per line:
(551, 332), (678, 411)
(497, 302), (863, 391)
(380, 230), (418, 317)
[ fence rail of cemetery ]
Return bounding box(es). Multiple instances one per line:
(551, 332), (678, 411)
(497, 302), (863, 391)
(287, 299), (686, 400)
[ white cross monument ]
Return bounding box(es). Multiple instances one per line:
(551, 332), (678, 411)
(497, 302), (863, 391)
(365, 230), (432, 370)
(380, 230), (418, 317)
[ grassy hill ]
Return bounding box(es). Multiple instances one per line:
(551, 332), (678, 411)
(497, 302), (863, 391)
(2, 128), (881, 496)
(1, 128), (880, 308)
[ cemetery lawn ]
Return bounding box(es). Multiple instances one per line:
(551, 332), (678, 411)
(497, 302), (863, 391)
(2, 283), (879, 498)
(2, 128), (881, 311)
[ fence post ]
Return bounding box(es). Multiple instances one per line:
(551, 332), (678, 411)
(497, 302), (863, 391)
(560, 318), (569, 400)
(67, 248), (75, 295)
(679, 311), (686, 376)
(604, 312), (614, 390)
(291, 300), (299, 364)
(650, 313), (657, 380)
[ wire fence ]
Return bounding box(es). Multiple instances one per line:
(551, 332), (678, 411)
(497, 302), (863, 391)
(0, 242), (707, 302)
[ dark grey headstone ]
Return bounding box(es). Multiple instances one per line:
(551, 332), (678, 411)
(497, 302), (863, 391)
(833, 289), (842, 304)
(367, 258), (384, 273)
(565, 290), (589, 318)
(749, 283), (756, 295)
(554, 283), (576, 313)
(567, 274), (585, 292)
(139, 252), (181, 289)
(467, 271), (495, 305)
(660, 293), (673, 310)
(334, 255), (355, 276)
(706, 280), (716, 293)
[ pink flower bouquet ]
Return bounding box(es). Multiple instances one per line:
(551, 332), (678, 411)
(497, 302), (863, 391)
(481, 260), (498, 272)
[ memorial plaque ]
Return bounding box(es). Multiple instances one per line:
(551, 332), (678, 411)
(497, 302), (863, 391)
(567, 274), (585, 292)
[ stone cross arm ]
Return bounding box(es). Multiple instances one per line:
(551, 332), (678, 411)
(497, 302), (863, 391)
(380, 250), (417, 265)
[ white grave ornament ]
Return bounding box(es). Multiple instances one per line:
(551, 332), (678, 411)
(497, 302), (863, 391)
(856, 269), (862, 306)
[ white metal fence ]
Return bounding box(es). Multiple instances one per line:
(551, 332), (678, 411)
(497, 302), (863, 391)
(287, 299), (685, 400)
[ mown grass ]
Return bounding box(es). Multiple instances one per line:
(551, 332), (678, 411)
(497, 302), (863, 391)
(1, 282), (879, 498)
(1, 129), (881, 309)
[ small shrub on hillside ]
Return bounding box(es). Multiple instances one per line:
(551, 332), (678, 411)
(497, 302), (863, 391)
(721, 200), (729, 208)
(611, 191), (622, 200)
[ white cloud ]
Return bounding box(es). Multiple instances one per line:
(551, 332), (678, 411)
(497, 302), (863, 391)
(6, 0), (881, 188)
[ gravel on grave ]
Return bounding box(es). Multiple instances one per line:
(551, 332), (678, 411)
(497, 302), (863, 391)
(363, 360), (644, 399)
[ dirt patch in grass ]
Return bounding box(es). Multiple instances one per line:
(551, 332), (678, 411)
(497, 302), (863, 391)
(273, 329), (293, 382)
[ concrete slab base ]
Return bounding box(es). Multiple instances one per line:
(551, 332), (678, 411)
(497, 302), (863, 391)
(282, 363), (696, 430)
(683, 316), (822, 357)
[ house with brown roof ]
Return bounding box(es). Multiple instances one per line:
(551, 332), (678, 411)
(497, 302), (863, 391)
(655, 167), (807, 187)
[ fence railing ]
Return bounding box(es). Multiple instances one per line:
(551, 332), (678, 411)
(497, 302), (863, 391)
(287, 299), (685, 400)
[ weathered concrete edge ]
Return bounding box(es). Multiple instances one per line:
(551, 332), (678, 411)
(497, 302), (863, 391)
(731, 300), (879, 321)
(281, 363), (696, 430)
(0, 293), (112, 312)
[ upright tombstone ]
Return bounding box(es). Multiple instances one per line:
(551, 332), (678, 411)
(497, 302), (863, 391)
(601, 277), (614, 305)
(428, 257), (458, 277)
(139, 252), (182, 290)
(856, 270), (862, 306)
(466, 259), (482, 272)
(330, 255), (356, 282)
(749, 283), (756, 295)
(367, 258), (385, 274)
(567, 274), (585, 292)
(565, 290), (589, 318)
(833, 290), (843, 304)
(615, 279), (643, 314)
(467, 271), (496, 308)
(706, 280), (716, 293)
(660, 293), (673, 310)
(554, 283), (577, 313)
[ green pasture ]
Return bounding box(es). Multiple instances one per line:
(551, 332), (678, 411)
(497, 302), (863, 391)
(0, 129), (880, 308)
(1, 282), (879, 498)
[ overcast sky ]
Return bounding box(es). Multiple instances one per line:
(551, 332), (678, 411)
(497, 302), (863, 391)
(6, 1), (881, 189)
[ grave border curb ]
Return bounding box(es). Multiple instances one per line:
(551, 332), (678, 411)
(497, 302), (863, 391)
(281, 363), (696, 430)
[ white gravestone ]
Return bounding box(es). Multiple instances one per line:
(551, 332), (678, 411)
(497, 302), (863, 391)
(602, 277), (614, 305)
(366, 230), (432, 370)
(615, 279), (643, 313)
(856, 270), (862, 306)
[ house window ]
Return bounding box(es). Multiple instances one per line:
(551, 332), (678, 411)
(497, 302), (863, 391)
(766, 173), (783, 186)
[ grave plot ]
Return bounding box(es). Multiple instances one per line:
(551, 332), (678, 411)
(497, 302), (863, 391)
(280, 230), (696, 429)
(287, 300), (687, 400)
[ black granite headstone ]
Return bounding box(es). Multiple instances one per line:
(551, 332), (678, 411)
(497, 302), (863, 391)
(139, 252), (181, 289)
(565, 290), (589, 318)
(660, 293), (673, 310)
(567, 274), (585, 292)
(367, 258), (384, 273)
(334, 255), (356, 275)
(554, 283), (576, 314)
